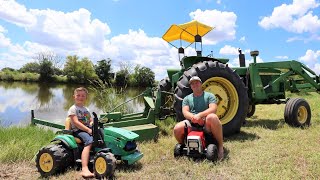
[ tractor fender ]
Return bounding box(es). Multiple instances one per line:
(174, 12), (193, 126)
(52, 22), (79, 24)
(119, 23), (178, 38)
(52, 134), (78, 149)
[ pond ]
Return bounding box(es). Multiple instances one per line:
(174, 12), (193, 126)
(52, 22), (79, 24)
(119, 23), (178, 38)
(0, 81), (145, 127)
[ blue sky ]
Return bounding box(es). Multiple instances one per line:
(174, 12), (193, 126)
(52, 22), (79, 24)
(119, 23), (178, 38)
(1, 0), (320, 80)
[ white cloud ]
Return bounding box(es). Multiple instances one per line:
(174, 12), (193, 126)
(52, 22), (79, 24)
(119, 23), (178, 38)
(299, 50), (320, 74)
(189, 9), (237, 44)
(0, 0), (36, 27)
(0, 1), (181, 80)
(259, 0), (320, 34)
(219, 45), (239, 55)
(0, 31), (11, 48)
(239, 36), (245, 42)
(275, 56), (288, 59)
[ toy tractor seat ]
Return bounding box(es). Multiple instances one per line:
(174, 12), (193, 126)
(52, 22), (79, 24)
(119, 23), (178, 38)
(65, 117), (82, 144)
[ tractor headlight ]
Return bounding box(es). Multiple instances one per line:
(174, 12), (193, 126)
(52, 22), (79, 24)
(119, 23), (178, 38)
(124, 140), (137, 151)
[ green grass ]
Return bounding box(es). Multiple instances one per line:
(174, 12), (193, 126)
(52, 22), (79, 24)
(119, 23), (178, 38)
(0, 126), (55, 162)
(1, 92), (320, 179)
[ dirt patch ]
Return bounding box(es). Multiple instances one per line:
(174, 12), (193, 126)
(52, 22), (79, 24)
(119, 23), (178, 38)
(0, 161), (89, 180)
(0, 161), (38, 179)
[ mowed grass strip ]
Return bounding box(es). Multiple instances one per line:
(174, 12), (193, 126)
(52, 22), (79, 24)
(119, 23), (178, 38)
(1, 92), (320, 179)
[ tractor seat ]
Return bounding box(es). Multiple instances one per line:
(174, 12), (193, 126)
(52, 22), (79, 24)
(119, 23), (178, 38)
(65, 117), (82, 144)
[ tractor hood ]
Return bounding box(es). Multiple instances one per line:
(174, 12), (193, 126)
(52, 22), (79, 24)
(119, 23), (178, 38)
(104, 126), (139, 141)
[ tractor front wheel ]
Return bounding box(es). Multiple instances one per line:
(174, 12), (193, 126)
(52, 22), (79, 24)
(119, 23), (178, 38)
(284, 98), (311, 127)
(158, 77), (173, 120)
(93, 152), (116, 178)
(247, 102), (256, 118)
(35, 144), (73, 177)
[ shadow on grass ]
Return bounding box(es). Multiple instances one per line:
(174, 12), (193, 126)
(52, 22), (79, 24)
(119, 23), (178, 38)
(115, 161), (143, 172)
(244, 118), (284, 130)
(224, 131), (260, 142)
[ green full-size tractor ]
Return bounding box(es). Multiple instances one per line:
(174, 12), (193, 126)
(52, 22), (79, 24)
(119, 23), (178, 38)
(156, 20), (320, 136)
(34, 112), (143, 178)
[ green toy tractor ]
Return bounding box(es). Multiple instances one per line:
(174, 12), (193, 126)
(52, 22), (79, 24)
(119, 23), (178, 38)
(35, 112), (143, 178)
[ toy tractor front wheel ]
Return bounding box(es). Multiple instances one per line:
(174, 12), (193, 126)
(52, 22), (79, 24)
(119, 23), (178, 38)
(94, 152), (116, 178)
(284, 98), (311, 127)
(174, 61), (249, 136)
(206, 144), (218, 161)
(35, 144), (72, 177)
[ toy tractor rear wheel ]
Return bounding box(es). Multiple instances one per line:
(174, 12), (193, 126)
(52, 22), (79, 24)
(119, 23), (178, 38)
(94, 152), (116, 178)
(35, 144), (73, 177)
(206, 144), (218, 161)
(284, 98), (311, 127)
(174, 61), (249, 136)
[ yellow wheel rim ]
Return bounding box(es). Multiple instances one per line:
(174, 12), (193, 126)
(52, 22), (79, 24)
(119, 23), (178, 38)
(95, 157), (107, 175)
(202, 77), (239, 125)
(297, 106), (308, 124)
(39, 153), (53, 173)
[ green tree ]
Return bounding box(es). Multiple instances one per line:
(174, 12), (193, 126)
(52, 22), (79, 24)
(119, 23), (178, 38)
(63, 55), (78, 78)
(115, 62), (132, 87)
(79, 57), (97, 82)
(33, 51), (62, 81)
(95, 59), (113, 84)
(115, 69), (129, 87)
(19, 62), (40, 73)
(1, 67), (15, 72)
(132, 65), (155, 87)
(38, 59), (54, 81)
(63, 55), (97, 83)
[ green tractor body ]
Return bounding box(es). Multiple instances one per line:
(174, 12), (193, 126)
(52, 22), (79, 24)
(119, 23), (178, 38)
(157, 20), (320, 136)
(33, 112), (143, 178)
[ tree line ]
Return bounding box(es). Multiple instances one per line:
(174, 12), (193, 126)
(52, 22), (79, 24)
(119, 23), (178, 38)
(0, 52), (155, 87)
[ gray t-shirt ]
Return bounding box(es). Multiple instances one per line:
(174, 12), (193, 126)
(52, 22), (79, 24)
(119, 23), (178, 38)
(67, 105), (91, 131)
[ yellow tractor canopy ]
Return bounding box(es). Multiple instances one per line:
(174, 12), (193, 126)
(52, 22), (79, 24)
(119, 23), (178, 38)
(162, 20), (214, 44)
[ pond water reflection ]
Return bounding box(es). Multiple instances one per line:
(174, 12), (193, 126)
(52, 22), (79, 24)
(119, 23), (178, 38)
(0, 81), (145, 127)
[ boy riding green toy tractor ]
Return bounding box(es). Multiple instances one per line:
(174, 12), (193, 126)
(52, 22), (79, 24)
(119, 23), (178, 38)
(35, 112), (143, 178)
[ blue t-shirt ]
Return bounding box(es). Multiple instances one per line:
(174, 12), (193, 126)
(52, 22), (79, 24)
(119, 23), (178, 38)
(182, 91), (217, 114)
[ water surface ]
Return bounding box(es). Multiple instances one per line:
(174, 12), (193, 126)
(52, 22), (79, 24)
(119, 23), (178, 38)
(0, 81), (144, 127)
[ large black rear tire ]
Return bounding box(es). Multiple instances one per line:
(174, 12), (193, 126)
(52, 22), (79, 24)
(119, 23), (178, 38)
(174, 61), (248, 136)
(35, 144), (73, 177)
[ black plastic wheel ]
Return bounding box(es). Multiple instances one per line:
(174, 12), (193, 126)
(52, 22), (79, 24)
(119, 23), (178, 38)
(206, 144), (218, 161)
(35, 144), (73, 177)
(284, 98), (311, 127)
(158, 77), (173, 120)
(173, 61), (248, 136)
(159, 77), (172, 92)
(174, 143), (184, 158)
(247, 103), (256, 118)
(94, 152), (116, 178)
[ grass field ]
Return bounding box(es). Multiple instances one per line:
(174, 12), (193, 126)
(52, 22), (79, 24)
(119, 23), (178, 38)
(1, 92), (320, 179)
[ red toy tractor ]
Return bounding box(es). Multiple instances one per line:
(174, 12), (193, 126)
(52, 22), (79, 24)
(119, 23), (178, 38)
(174, 122), (218, 161)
